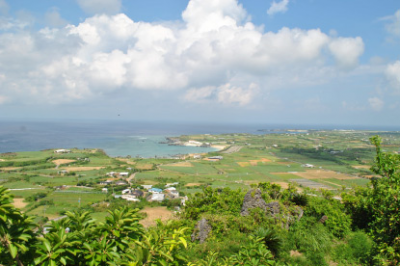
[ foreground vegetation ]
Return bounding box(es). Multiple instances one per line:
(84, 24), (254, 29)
(1, 136), (400, 265)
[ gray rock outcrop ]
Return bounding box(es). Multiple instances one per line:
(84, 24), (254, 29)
(191, 218), (211, 243)
(265, 201), (281, 216)
(240, 189), (268, 216)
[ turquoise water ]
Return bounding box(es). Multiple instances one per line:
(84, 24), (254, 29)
(1, 120), (397, 158)
(98, 135), (217, 157)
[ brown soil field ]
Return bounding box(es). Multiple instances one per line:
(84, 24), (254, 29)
(293, 170), (358, 180)
(203, 158), (220, 162)
(52, 159), (76, 165)
(185, 183), (203, 187)
(1, 167), (21, 171)
(352, 165), (371, 169)
(139, 207), (176, 227)
(168, 162), (193, 167)
(61, 166), (105, 171)
(12, 198), (27, 209)
(0, 159), (5, 161)
(237, 162), (250, 167)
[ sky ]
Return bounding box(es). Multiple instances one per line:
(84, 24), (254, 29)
(0, 0), (399, 127)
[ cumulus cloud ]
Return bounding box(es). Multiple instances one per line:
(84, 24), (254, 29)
(76, 0), (121, 15)
(328, 37), (364, 69)
(0, 0), (365, 106)
(267, 0), (289, 16)
(368, 97), (384, 111)
(385, 61), (400, 90)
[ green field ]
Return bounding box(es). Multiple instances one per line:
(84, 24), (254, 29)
(2, 129), (398, 221)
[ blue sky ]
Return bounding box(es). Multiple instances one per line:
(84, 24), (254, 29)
(0, 0), (399, 127)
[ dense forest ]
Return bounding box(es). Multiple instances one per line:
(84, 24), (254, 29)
(0, 136), (399, 265)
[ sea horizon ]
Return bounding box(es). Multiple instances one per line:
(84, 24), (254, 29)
(1, 119), (399, 157)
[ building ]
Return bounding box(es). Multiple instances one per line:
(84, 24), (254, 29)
(102, 188), (108, 193)
(121, 195), (140, 202)
(165, 182), (179, 188)
(99, 180), (113, 185)
(119, 172), (129, 177)
(142, 185), (153, 189)
(150, 193), (165, 202)
(122, 189), (131, 194)
(115, 180), (128, 186)
(54, 149), (71, 153)
(207, 156), (223, 161)
(149, 188), (163, 194)
(167, 189), (179, 198)
(132, 189), (144, 198)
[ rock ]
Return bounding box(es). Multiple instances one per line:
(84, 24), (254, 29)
(265, 201), (280, 216)
(319, 215), (328, 223)
(191, 218), (211, 243)
(240, 189), (268, 216)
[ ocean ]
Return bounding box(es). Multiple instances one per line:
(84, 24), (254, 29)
(0, 120), (398, 157)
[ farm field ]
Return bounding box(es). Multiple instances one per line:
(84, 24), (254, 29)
(1, 129), (400, 224)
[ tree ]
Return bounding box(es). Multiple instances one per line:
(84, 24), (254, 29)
(0, 186), (36, 266)
(366, 136), (400, 264)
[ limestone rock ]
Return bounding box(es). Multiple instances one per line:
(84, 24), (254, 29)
(191, 218), (211, 243)
(240, 189), (268, 216)
(265, 201), (281, 216)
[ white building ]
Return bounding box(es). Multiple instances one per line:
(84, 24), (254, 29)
(150, 194), (165, 202)
(121, 195), (140, 202)
(119, 172), (129, 177)
(54, 149), (71, 153)
(122, 189), (131, 194)
(102, 188), (108, 193)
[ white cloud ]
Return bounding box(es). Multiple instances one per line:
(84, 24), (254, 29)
(0, 0), (366, 106)
(76, 0), (121, 15)
(383, 10), (400, 37)
(328, 37), (364, 70)
(45, 8), (68, 27)
(267, 0), (289, 16)
(368, 97), (384, 111)
(385, 60), (400, 90)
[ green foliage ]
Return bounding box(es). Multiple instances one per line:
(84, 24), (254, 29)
(332, 231), (373, 264)
(253, 227), (282, 255)
(365, 136), (400, 264)
(287, 217), (331, 253)
(306, 196), (351, 238)
(25, 192), (48, 202)
(183, 187), (245, 220)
